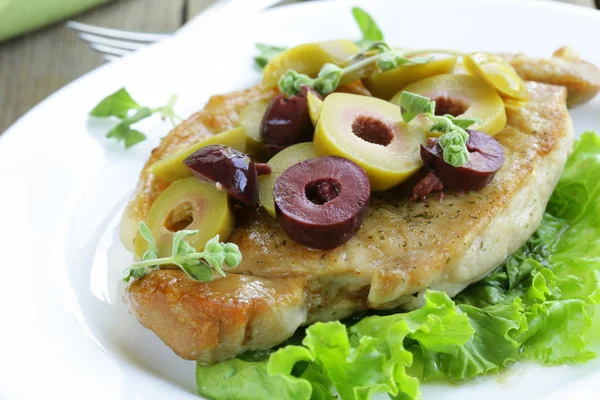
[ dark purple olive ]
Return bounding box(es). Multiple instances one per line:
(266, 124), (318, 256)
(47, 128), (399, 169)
(410, 171), (444, 202)
(260, 86), (322, 157)
(274, 156), (370, 250)
(421, 130), (504, 191)
(184, 145), (258, 207)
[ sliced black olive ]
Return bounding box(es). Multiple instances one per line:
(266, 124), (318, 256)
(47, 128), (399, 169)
(273, 156), (370, 250)
(421, 129), (504, 191)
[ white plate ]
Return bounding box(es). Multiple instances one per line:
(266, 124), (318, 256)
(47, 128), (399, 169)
(2, 0), (600, 398)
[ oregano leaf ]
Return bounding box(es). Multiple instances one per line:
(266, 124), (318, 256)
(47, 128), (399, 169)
(90, 88), (141, 118)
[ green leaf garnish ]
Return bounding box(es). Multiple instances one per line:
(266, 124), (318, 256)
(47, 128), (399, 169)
(179, 259), (215, 282)
(106, 107), (152, 148)
(172, 229), (198, 257)
(278, 49), (439, 97)
(439, 130), (469, 166)
(399, 91), (436, 123)
(90, 88), (182, 148)
(378, 53), (433, 72)
(89, 88), (141, 119)
(254, 43), (287, 69)
(446, 115), (481, 130)
(273, 10), (464, 97)
(352, 7), (384, 49)
(122, 222), (242, 283)
(399, 91), (479, 167)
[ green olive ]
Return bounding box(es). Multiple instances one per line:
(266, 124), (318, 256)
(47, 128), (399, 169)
(464, 52), (529, 101)
(149, 127), (246, 182)
(364, 56), (458, 100)
(134, 177), (234, 258)
(314, 93), (425, 191)
(239, 99), (270, 158)
(307, 90), (323, 126)
(259, 142), (317, 217)
(262, 40), (359, 88)
(392, 74), (507, 136)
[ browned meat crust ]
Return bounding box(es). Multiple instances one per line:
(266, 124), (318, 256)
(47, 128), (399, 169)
(505, 46), (600, 107)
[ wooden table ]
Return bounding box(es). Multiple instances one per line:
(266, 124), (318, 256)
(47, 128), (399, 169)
(0, 0), (215, 134)
(0, 0), (596, 135)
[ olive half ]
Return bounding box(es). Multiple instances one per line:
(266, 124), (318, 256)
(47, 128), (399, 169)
(464, 52), (529, 102)
(149, 127), (247, 182)
(274, 156), (370, 250)
(262, 40), (359, 88)
(261, 86), (322, 157)
(133, 177), (234, 258)
(392, 74), (507, 137)
(184, 145), (260, 208)
(364, 56), (458, 100)
(314, 93), (426, 191)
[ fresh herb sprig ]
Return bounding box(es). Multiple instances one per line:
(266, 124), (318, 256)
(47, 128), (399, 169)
(122, 222), (242, 283)
(399, 91), (481, 167)
(254, 7), (462, 93)
(254, 43), (288, 69)
(352, 6), (384, 49)
(279, 44), (433, 97)
(90, 88), (182, 148)
(252, 6), (379, 70)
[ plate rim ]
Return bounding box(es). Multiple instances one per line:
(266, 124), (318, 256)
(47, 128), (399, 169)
(2, 1), (600, 399)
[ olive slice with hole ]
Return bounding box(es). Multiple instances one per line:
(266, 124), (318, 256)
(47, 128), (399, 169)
(274, 156), (370, 250)
(259, 142), (317, 218)
(392, 74), (507, 136)
(314, 93), (426, 191)
(149, 127), (247, 182)
(133, 177), (234, 258)
(421, 130), (504, 191)
(262, 40), (359, 88)
(364, 56), (458, 100)
(184, 145), (259, 207)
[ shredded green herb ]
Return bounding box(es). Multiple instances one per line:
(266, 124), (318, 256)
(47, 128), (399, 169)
(123, 222), (242, 283)
(90, 88), (181, 148)
(399, 91), (480, 167)
(254, 43), (287, 69)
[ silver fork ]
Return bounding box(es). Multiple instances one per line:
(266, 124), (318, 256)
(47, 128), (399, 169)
(66, 22), (169, 61)
(68, 0), (293, 62)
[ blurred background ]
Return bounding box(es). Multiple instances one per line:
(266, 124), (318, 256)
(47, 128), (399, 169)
(0, 0), (597, 135)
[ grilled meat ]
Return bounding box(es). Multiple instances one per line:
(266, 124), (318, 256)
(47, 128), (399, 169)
(121, 49), (598, 363)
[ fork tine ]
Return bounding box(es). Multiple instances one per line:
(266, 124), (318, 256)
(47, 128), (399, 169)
(77, 33), (149, 51)
(89, 43), (134, 57)
(66, 21), (170, 43)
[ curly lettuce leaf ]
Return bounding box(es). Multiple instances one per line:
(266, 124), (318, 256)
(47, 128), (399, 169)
(196, 132), (600, 400)
(416, 299), (526, 381)
(547, 131), (600, 224)
(196, 356), (314, 400)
